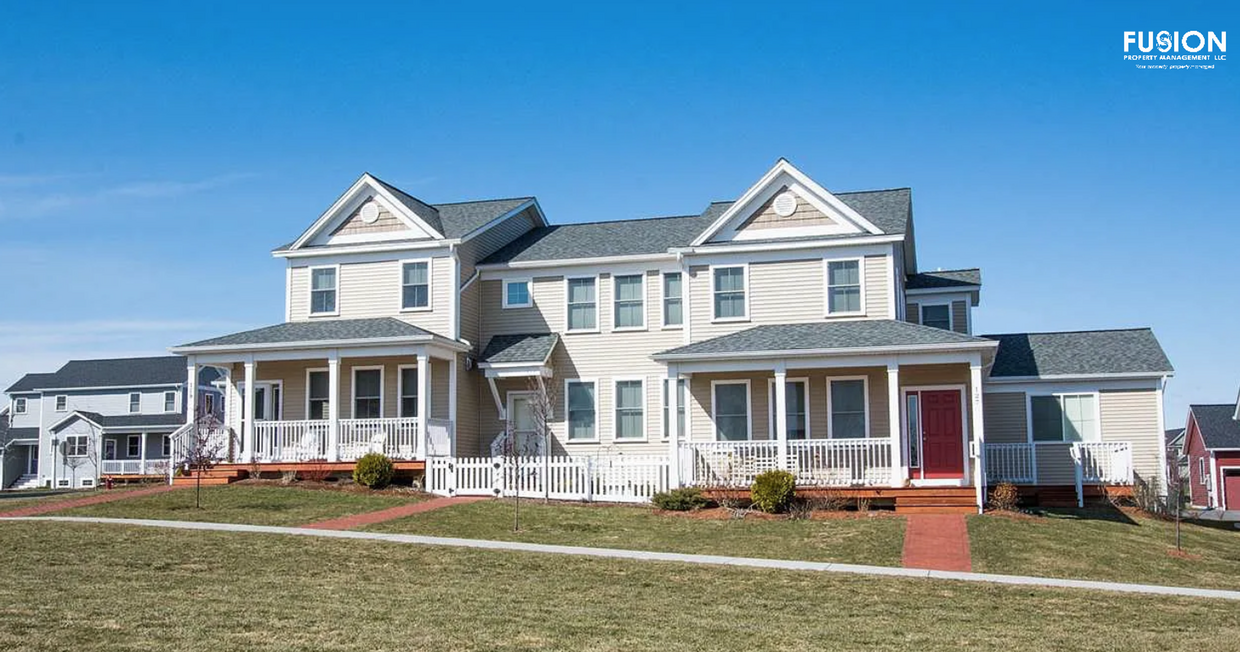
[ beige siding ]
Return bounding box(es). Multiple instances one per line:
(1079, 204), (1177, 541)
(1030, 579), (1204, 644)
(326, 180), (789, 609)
(288, 257), (452, 336)
(457, 208), (536, 280)
(331, 201), (407, 236)
(906, 302), (920, 325)
(983, 392), (1027, 444)
(1036, 443), (1078, 485)
(951, 300), (968, 334)
(459, 280), (481, 351)
(453, 354), (480, 456)
(736, 187), (837, 232)
(480, 276), (562, 335)
(863, 255), (889, 319)
(229, 357), (439, 422)
(1101, 389), (1163, 488)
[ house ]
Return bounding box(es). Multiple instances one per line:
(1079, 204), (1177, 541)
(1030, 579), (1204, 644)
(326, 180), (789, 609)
(1165, 427), (1188, 489)
(2, 356), (223, 489)
(1182, 394), (1240, 510)
(170, 159), (1173, 509)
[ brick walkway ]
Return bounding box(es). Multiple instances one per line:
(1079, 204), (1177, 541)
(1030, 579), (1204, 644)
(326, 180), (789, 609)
(302, 496), (488, 530)
(901, 514), (972, 572)
(0, 485), (181, 518)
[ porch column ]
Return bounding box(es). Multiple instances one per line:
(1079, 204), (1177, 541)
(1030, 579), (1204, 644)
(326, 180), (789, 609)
(243, 359), (256, 463)
(887, 360), (903, 488)
(185, 359), (198, 426)
(140, 432), (147, 474)
(448, 354), (458, 457)
(221, 367), (233, 452)
(667, 367), (682, 487)
(970, 362), (986, 513)
(773, 364), (789, 471)
(416, 353), (430, 459)
(327, 352), (340, 463)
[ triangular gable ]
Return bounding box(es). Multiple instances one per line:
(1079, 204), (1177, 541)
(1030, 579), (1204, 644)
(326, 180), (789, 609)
(49, 411), (104, 434)
(692, 159), (884, 245)
(289, 174), (444, 250)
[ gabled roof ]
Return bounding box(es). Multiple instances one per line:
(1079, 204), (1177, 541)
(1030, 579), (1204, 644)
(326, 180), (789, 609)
(907, 268), (981, 290)
(654, 320), (994, 360)
(6, 357), (204, 394)
(6, 372), (60, 393)
(479, 333), (560, 365)
(172, 317), (458, 351)
(49, 410), (185, 433)
(1165, 428), (1186, 448)
(1189, 404), (1240, 450)
(983, 329), (1173, 378)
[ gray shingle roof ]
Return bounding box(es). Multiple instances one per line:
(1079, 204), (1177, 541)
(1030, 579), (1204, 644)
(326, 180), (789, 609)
(654, 320), (992, 359)
(176, 317), (444, 349)
(479, 333), (560, 364)
(52, 410), (185, 433)
(907, 268), (981, 290)
(6, 372), (60, 393)
(371, 175), (446, 236)
(435, 198), (533, 239)
(833, 188), (912, 235)
(1190, 405), (1240, 449)
(5, 427), (39, 441)
(983, 329), (1173, 378)
(1165, 427), (1186, 448)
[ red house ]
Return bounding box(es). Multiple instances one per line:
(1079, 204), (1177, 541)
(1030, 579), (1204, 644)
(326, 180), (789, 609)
(1183, 398), (1240, 510)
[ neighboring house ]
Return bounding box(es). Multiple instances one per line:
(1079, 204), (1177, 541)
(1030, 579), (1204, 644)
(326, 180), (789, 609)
(2, 356), (222, 489)
(1165, 427), (1188, 489)
(170, 159), (1173, 508)
(1182, 395), (1240, 510)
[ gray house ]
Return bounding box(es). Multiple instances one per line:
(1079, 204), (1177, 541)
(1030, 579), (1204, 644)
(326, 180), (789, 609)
(2, 356), (222, 489)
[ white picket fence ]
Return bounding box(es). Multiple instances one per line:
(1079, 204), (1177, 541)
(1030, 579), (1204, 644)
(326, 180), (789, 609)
(426, 455), (670, 504)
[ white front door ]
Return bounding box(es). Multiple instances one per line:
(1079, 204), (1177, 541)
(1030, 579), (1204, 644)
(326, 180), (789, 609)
(505, 391), (540, 455)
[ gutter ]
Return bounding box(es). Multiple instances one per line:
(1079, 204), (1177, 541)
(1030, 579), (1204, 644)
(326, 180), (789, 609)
(653, 340), (999, 362)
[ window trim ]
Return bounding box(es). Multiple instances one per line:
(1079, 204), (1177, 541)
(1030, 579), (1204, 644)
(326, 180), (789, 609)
(164, 390), (177, 413)
(307, 264), (341, 317)
(13, 397), (26, 414)
(1026, 392), (1102, 444)
(564, 274), (600, 334)
(350, 365), (385, 419)
(660, 377), (689, 441)
(57, 478), (71, 488)
(826, 376), (871, 439)
(766, 378), (810, 440)
(65, 434), (89, 458)
(563, 378), (600, 444)
(55, 395), (67, 412)
(161, 435), (171, 457)
(918, 301), (953, 331)
(396, 364), (423, 418)
(501, 277), (533, 309)
(79, 477), (95, 488)
(398, 258), (433, 313)
(711, 379), (752, 441)
(660, 271), (684, 330)
(612, 377), (647, 442)
(305, 367), (331, 420)
(611, 274), (647, 332)
(126, 434), (141, 458)
(1199, 457), (1207, 485)
(823, 257), (866, 317)
(709, 264), (750, 323)
(128, 392), (142, 414)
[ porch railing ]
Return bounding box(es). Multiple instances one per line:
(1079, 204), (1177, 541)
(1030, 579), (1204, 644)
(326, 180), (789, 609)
(244, 417), (443, 462)
(101, 459), (171, 476)
(984, 443), (1035, 484)
(680, 439), (893, 488)
(1072, 441), (1133, 485)
(253, 420), (329, 462)
(338, 417), (419, 461)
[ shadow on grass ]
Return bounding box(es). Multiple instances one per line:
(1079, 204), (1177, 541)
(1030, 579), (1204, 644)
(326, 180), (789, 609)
(1030, 505), (1140, 525)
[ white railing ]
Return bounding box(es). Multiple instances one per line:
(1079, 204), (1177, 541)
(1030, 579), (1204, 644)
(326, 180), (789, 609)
(426, 455), (670, 503)
(426, 418), (455, 457)
(338, 417), (419, 461)
(984, 443), (1036, 484)
(1073, 441), (1133, 485)
(253, 420), (329, 462)
(101, 459), (171, 476)
(681, 441), (781, 488)
(680, 439), (893, 488)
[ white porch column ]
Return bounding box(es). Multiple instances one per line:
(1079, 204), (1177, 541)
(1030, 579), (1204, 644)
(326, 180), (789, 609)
(327, 352), (340, 463)
(667, 367), (682, 487)
(185, 359), (198, 426)
(773, 364), (789, 471)
(243, 359), (256, 463)
(448, 353), (458, 457)
(140, 432), (148, 474)
(887, 360), (903, 488)
(970, 362), (986, 513)
(416, 352), (430, 459)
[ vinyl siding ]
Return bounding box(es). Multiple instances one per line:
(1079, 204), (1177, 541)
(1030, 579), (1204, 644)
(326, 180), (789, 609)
(906, 302), (920, 325)
(1100, 388), (1162, 489)
(736, 188), (837, 232)
(1036, 443), (1078, 485)
(863, 255), (889, 318)
(287, 257), (453, 336)
(479, 276), (561, 336)
(331, 201), (406, 236)
(951, 300), (968, 334)
(983, 392), (1027, 444)
(226, 357), (444, 422)
(457, 208), (537, 280)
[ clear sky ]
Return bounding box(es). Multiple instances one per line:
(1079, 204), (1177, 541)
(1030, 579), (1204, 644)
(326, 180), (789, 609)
(0, 1), (1235, 424)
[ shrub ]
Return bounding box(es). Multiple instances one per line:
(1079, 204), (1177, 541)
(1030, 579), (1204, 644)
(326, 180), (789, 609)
(299, 458), (333, 483)
(750, 469), (796, 513)
(652, 487), (710, 511)
(353, 453), (395, 489)
(989, 482), (1020, 511)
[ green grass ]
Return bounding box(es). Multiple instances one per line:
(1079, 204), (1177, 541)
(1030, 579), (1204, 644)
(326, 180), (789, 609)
(969, 508), (1240, 590)
(0, 485), (151, 511)
(0, 521), (1237, 651)
(368, 499), (906, 566)
(56, 483), (423, 526)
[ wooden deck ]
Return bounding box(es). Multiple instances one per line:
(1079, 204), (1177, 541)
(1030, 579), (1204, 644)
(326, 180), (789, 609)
(170, 460), (427, 486)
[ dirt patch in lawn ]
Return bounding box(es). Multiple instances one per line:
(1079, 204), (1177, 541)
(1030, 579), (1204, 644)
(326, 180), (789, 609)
(1166, 548), (1204, 561)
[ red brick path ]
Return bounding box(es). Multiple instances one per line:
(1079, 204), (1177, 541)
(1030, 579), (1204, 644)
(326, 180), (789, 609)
(302, 496), (488, 530)
(901, 514), (972, 572)
(0, 485), (182, 518)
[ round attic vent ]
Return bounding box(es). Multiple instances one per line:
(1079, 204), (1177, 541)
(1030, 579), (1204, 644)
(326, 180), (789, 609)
(772, 191), (797, 217)
(360, 201), (380, 224)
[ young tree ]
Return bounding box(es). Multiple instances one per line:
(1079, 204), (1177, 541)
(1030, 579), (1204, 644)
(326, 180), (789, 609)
(501, 377), (559, 531)
(180, 413), (227, 508)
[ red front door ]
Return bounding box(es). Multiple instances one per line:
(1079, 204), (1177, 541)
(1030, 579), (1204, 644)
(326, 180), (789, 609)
(1224, 471), (1240, 510)
(920, 390), (964, 479)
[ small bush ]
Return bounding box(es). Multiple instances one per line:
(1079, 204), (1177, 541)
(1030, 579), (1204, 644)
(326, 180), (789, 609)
(652, 487), (710, 511)
(989, 482), (1020, 511)
(750, 469), (796, 513)
(299, 459), (333, 483)
(353, 453), (395, 489)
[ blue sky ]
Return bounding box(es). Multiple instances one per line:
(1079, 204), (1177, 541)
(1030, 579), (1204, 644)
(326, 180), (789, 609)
(0, 1), (1235, 424)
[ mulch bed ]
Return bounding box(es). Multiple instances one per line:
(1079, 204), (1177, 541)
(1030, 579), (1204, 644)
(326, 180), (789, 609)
(231, 478), (432, 499)
(654, 507), (897, 521)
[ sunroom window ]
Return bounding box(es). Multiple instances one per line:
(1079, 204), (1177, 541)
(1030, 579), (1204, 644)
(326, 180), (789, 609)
(1031, 394), (1098, 442)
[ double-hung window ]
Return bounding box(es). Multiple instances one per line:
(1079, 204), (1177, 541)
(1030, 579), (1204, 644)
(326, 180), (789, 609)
(65, 435), (88, 457)
(310, 266), (338, 315)
(399, 367), (419, 417)
(129, 392), (141, 414)
(127, 435), (141, 458)
(829, 379), (867, 438)
(307, 371), (330, 420)
(712, 266), (747, 320)
(502, 278), (531, 309)
(353, 368), (382, 419)
(662, 272), (683, 327)
(825, 259), (862, 315)
(566, 277), (597, 332)
(920, 304), (951, 330)
(713, 382), (750, 441)
(770, 380), (808, 440)
(1031, 394), (1098, 442)
(662, 379), (687, 439)
(161, 435), (171, 457)
(14, 398), (26, 414)
(55, 395), (67, 412)
(614, 379), (645, 440)
(401, 261), (430, 310)
(613, 275), (645, 330)
(566, 380), (597, 441)
(164, 391), (177, 413)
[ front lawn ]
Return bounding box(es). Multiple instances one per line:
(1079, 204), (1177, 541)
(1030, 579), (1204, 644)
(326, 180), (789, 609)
(0, 485), (151, 512)
(969, 508), (1240, 590)
(367, 498), (906, 567)
(56, 482), (424, 526)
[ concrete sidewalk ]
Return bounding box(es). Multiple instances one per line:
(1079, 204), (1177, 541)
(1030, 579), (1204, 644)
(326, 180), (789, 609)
(6, 515), (1240, 601)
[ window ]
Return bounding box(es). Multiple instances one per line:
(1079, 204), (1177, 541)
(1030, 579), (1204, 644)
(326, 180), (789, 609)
(566, 277), (598, 332)
(55, 395), (67, 412)
(712, 266), (747, 320)
(662, 272), (683, 327)
(399, 367), (419, 417)
(65, 435), (88, 457)
(204, 393), (214, 415)
(162, 435), (171, 457)
(713, 382), (750, 441)
(103, 439), (116, 460)
(307, 370), (330, 420)
(310, 266), (338, 315)
(129, 392), (141, 414)
(1031, 394), (1098, 442)
(353, 368), (382, 419)
(920, 304), (951, 330)
(906, 394), (921, 468)
(127, 435), (140, 458)
(614, 379), (645, 440)
(768, 379), (808, 440)
(566, 380), (597, 441)
(164, 391), (177, 413)
(14, 398), (26, 414)
(1198, 458), (1207, 485)
(825, 259), (862, 315)
(80, 477), (95, 488)
(401, 261), (431, 310)
(502, 278), (531, 309)
(662, 379), (687, 439)
(57, 479), (71, 488)
(613, 275), (645, 330)
(829, 379), (867, 438)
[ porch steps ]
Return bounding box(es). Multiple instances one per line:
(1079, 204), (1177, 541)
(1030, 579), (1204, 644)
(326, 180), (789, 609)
(893, 488), (978, 515)
(6, 474), (41, 491)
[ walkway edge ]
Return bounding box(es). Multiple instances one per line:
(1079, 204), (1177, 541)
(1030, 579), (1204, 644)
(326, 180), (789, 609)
(5, 515), (1239, 601)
